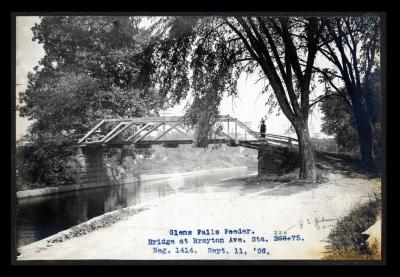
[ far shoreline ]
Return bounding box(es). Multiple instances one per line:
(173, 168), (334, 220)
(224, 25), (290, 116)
(16, 166), (252, 199)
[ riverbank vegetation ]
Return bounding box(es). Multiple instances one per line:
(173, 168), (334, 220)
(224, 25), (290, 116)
(16, 143), (258, 191)
(48, 207), (146, 243)
(324, 193), (381, 260)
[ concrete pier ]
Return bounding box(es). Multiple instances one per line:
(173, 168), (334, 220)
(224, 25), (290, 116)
(258, 143), (299, 175)
(63, 146), (112, 186)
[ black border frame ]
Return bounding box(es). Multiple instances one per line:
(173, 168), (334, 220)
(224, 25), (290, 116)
(9, 9), (389, 267)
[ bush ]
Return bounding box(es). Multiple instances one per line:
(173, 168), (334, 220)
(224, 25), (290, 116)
(15, 134), (76, 190)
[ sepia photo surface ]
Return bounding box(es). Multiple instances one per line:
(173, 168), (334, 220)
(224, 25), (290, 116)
(13, 14), (384, 263)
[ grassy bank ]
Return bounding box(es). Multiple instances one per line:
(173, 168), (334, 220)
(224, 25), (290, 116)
(324, 193), (381, 260)
(120, 144), (258, 175)
(46, 207), (146, 244)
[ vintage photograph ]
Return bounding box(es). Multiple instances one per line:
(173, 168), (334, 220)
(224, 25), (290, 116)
(13, 14), (384, 262)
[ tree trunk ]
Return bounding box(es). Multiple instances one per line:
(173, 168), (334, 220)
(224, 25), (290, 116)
(193, 127), (209, 148)
(372, 122), (381, 161)
(295, 120), (317, 181)
(352, 96), (375, 166)
(193, 113), (211, 148)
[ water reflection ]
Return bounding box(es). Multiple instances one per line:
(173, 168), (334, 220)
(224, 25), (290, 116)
(16, 168), (249, 248)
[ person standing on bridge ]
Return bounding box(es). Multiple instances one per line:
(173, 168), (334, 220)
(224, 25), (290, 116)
(260, 119), (266, 139)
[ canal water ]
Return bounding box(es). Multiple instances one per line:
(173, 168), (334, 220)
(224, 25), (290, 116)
(16, 168), (251, 249)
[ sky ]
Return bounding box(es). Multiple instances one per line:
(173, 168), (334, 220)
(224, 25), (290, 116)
(16, 16), (45, 140)
(15, 16), (330, 141)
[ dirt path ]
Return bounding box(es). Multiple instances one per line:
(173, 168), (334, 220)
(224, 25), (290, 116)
(17, 166), (380, 260)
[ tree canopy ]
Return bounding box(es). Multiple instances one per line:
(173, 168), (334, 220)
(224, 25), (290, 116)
(320, 93), (359, 153)
(19, 17), (166, 136)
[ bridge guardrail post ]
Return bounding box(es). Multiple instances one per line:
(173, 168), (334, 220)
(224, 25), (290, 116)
(235, 118), (238, 145)
(227, 117), (230, 137)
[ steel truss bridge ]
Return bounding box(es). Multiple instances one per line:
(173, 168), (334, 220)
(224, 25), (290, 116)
(78, 114), (298, 150)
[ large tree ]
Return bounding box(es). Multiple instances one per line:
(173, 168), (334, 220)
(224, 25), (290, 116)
(137, 16), (324, 180)
(17, 16), (165, 185)
(20, 16), (165, 129)
(314, 17), (381, 166)
(319, 68), (381, 157)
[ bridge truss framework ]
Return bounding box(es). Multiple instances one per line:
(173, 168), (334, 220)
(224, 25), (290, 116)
(78, 115), (298, 150)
